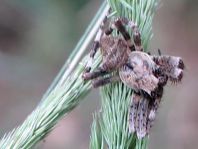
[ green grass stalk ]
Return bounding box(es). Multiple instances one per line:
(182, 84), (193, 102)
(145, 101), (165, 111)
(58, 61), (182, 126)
(90, 0), (157, 148)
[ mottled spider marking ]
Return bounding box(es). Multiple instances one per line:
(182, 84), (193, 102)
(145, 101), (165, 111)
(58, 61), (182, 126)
(82, 14), (185, 139)
(92, 75), (120, 88)
(135, 96), (149, 139)
(152, 55), (184, 83)
(100, 37), (130, 71)
(129, 91), (162, 139)
(119, 51), (159, 96)
(82, 17), (133, 80)
(146, 95), (162, 134)
(148, 97), (161, 120)
(129, 93), (140, 133)
(82, 37), (130, 81)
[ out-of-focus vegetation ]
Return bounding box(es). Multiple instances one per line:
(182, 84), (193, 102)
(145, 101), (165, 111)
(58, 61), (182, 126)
(0, 0), (197, 148)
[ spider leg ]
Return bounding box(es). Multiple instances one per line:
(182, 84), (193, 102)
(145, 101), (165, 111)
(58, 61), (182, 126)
(92, 74), (120, 88)
(113, 18), (143, 51)
(84, 43), (122, 80)
(126, 19), (143, 51)
(83, 55), (119, 81)
(152, 55), (184, 83)
(84, 29), (102, 73)
(112, 18), (134, 51)
(135, 96), (149, 139)
(83, 13), (113, 74)
(146, 96), (162, 135)
(151, 84), (164, 100)
(149, 85), (163, 119)
(144, 85), (163, 135)
(128, 22), (143, 51)
(83, 67), (108, 80)
(153, 67), (168, 86)
(158, 75), (168, 86)
(158, 49), (162, 56)
(129, 92), (140, 133)
(130, 89), (162, 138)
(148, 97), (161, 120)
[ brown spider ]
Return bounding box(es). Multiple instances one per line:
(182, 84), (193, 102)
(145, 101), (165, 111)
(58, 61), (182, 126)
(82, 14), (184, 139)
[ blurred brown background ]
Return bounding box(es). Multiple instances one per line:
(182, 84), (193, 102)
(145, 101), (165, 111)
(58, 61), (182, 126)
(0, 0), (197, 148)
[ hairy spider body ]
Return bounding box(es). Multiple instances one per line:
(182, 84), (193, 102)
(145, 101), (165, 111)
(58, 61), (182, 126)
(100, 36), (129, 71)
(152, 55), (184, 83)
(119, 51), (159, 95)
(82, 13), (184, 139)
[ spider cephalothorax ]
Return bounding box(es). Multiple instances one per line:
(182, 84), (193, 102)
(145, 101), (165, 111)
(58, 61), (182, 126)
(82, 13), (184, 139)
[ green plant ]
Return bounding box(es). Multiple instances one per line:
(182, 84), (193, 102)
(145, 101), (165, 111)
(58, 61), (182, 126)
(90, 0), (157, 148)
(0, 0), (157, 148)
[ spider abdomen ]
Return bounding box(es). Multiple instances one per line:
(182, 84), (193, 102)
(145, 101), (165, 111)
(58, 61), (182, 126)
(119, 51), (158, 95)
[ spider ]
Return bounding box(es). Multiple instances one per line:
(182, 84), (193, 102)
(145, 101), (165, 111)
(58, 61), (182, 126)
(82, 14), (184, 139)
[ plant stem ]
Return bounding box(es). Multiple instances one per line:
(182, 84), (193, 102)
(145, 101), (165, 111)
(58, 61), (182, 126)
(0, 1), (109, 148)
(90, 0), (157, 148)
(41, 1), (109, 102)
(0, 0), (158, 148)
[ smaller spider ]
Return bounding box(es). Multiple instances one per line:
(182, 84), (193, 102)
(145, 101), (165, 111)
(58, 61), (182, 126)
(82, 13), (184, 139)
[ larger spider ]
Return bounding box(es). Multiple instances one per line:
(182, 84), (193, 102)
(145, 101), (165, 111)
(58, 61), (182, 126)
(82, 14), (184, 139)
